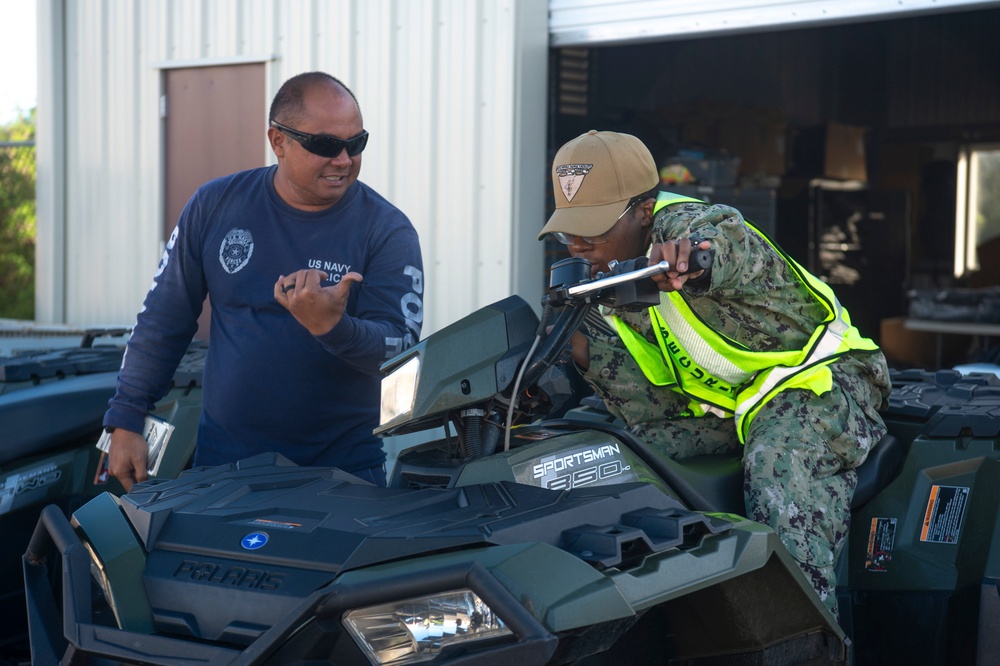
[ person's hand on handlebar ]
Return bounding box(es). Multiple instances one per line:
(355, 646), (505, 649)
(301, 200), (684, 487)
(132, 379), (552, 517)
(649, 238), (712, 292)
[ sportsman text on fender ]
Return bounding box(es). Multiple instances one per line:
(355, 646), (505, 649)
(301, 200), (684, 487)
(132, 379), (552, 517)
(532, 443), (622, 479)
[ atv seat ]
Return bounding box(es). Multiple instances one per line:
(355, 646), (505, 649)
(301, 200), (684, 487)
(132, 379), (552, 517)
(662, 433), (904, 516)
(852, 433), (904, 509)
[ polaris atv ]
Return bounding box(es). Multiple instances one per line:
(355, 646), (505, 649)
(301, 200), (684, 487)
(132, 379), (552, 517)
(22, 256), (1000, 665)
(0, 333), (204, 662)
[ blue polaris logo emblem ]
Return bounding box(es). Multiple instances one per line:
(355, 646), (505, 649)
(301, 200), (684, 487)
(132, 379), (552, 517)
(241, 532), (269, 550)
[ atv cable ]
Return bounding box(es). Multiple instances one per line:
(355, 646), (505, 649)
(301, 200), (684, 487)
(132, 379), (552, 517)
(503, 302), (554, 452)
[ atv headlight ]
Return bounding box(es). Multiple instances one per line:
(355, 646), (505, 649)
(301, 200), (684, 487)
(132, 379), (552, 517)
(344, 588), (511, 665)
(379, 354), (420, 427)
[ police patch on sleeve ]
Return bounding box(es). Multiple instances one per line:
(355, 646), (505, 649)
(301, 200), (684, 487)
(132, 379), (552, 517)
(219, 228), (254, 274)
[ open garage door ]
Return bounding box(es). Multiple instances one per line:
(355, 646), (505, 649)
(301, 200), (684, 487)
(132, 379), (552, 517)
(550, 0), (1000, 47)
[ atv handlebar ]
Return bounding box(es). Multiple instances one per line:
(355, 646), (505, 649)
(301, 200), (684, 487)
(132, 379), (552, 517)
(518, 249), (713, 398)
(547, 248), (713, 308)
(566, 260), (674, 298)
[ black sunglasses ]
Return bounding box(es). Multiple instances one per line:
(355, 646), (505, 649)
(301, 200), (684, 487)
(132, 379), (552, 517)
(270, 120), (369, 158)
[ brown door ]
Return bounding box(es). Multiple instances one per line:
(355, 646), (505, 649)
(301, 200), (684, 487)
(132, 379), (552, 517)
(163, 64), (266, 339)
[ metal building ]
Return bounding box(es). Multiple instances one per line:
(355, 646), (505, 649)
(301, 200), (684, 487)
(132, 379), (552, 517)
(35, 0), (549, 337)
(35, 0), (1000, 336)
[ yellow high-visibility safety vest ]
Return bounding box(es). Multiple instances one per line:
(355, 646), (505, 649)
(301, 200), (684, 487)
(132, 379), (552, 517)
(609, 192), (880, 443)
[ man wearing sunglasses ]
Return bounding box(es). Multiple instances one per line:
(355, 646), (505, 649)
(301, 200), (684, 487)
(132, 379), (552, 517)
(539, 130), (891, 620)
(104, 72), (423, 490)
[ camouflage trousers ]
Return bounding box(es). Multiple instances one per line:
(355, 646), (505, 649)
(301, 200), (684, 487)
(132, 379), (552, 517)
(628, 377), (887, 619)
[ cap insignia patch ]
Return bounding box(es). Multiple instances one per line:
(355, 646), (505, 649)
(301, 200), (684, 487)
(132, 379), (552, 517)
(556, 163), (593, 203)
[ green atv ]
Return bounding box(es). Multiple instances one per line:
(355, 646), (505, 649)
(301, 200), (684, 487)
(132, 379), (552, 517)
(0, 333), (203, 661)
(22, 256), (1000, 664)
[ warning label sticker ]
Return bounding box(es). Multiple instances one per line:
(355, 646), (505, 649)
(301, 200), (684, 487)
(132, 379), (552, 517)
(920, 485), (969, 544)
(865, 517), (897, 572)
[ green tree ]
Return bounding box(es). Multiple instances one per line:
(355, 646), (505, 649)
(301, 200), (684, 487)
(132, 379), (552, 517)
(0, 109), (35, 320)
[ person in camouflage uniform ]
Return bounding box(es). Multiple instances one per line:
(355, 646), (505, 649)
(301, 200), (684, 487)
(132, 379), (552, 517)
(538, 130), (891, 619)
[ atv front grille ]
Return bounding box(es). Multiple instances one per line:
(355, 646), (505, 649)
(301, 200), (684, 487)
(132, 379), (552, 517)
(399, 471), (454, 489)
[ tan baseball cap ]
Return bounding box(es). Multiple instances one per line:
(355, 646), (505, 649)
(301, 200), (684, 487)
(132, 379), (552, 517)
(538, 130), (659, 240)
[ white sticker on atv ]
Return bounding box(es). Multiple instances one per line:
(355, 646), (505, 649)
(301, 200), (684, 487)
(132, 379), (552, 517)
(919, 485), (969, 544)
(865, 517), (896, 572)
(520, 441), (636, 491)
(1, 463), (62, 515)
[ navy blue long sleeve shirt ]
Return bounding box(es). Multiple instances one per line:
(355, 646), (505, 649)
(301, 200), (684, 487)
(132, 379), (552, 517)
(105, 166), (424, 473)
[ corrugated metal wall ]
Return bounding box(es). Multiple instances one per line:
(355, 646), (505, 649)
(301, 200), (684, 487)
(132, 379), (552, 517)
(37, 0), (548, 336)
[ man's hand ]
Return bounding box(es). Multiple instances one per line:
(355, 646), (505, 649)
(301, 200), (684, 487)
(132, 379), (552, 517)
(274, 269), (364, 335)
(108, 429), (148, 491)
(648, 238), (712, 292)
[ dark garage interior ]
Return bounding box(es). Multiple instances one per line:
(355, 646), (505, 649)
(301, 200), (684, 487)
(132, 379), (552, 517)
(547, 5), (1000, 369)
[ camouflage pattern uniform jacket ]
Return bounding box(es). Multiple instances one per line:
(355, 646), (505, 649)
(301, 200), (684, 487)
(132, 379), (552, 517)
(578, 200), (892, 617)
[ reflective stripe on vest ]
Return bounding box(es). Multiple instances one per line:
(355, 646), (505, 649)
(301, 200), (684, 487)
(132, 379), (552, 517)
(654, 191), (704, 214)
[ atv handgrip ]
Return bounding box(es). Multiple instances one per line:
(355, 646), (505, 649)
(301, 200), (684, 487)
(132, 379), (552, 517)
(686, 247), (714, 274)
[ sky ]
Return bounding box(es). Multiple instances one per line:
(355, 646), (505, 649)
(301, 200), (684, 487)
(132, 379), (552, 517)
(0, 0), (38, 124)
